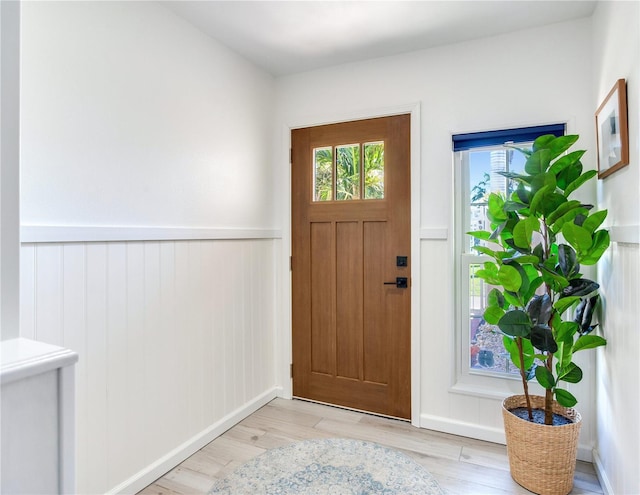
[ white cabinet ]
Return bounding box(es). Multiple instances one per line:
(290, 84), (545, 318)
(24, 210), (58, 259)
(1, 339), (78, 494)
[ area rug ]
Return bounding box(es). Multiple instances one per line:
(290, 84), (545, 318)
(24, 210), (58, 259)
(209, 438), (445, 494)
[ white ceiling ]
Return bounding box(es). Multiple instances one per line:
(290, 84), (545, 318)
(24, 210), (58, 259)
(162, 1), (597, 77)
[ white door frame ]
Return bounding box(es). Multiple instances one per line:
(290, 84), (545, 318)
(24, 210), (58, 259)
(277, 102), (422, 426)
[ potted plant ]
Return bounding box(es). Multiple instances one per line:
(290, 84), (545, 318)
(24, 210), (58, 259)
(468, 134), (609, 495)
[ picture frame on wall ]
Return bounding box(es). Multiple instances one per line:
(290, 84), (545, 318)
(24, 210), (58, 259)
(595, 78), (629, 179)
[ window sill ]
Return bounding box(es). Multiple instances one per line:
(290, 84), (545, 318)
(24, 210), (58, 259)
(450, 373), (546, 401)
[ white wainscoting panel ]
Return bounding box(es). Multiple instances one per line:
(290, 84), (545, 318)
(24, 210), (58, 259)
(20, 238), (277, 494)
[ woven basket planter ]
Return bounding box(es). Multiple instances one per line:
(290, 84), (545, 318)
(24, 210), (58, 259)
(502, 395), (582, 495)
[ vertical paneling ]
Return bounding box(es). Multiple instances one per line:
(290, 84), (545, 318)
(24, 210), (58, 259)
(185, 241), (204, 432)
(85, 243), (108, 494)
(61, 244), (88, 491)
(207, 242), (226, 419)
(125, 242), (149, 473)
(34, 244), (64, 345)
(236, 241), (247, 404)
(19, 237), (277, 494)
(597, 242), (640, 493)
(106, 243), (129, 486)
(19, 245), (36, 340)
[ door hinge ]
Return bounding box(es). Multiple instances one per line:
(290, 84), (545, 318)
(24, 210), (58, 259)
(289, 255), (293, 271)
(289, 148), (292, 164)
(290, 363), (293, 378)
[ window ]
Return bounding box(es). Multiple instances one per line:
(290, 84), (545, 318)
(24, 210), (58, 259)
(313, 142), (384, 202)
(454, 124), (565, 384)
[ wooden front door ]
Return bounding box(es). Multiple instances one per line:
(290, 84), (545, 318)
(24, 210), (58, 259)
(291, 114), (411, 419)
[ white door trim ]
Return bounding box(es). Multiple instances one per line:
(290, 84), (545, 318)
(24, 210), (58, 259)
(279, 102), (422, 426)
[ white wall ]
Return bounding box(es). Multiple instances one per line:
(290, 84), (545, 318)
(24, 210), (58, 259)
(1, 0), (20, 340)
(21, 1), (276, 230)
(592, 2), (640, 493)
(275, 18), (599, 455)
(20, 2), (279, 493)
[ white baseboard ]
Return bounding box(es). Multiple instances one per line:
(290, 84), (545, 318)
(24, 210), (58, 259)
(592, 448), (614, 495)
(419, 413), (593, 462)
(420, 413), (506, 444)
(107, 387), (279, 495)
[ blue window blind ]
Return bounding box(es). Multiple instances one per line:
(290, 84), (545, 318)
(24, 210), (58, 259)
(452, 123), (565, 151)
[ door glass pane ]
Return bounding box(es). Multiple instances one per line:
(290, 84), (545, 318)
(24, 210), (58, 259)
(336, 144), (360, 200)
(364, 141), (384, 199)
(313, 147), (333, 201)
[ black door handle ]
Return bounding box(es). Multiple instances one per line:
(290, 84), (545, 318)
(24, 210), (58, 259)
(383, 277), (408, 289)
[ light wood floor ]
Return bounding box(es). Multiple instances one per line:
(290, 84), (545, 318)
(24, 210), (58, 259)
(138, 398), (603, 495)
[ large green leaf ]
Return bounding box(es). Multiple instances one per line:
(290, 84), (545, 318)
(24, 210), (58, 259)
(547, 200), (582, 225)
(557, 162), (583, 190)
(531, 325), (558, 353)
(503, 336), (535, 371)
(582, 210), (608, 234)
(484, 306), (505, 325)
(502, 254), (540, 265)
(573, 335), (607, 353)
(504, 200), (528, 212)
(581, 230), (611, 265)
(552, 206), (590, 233)
(467, 230), (492, 240)
(472, 246), (500, 258)
(516, 183), (531, 204)
(512, 217), (538, 249)
(498, 310), (532, 337)
(557, 244), (579, 278)
(554, 341), (572, 371)
(525, 149), (552, 175)
(510, 261), (531, 297)
(527, 294), (552, 325)
(522, 276), (544, 307)
(549, 150), (586, 175)
(507, 144), (532, 157)
(540, 261), (570, 290)
(498, 264), (522, 292)
(499, 171), (533, 184)
(555, 320), (579, 345)
(503, 290), (522, 308)
(529, 172), (556, 197)
(565, 170), (598, 197)
(558, 362), (583, 384)
(535, 366), (555, 389)
(561, 278), (599, 298)
(562, 222), (593, 253)
(529, 185), (553, 216)
(475, 261), (500, 285)
(546, 135), (579, 159)
(575, 295), (599, 334)
(541, 193), (567, 218)
(487, 194), (507, 223)
(532, 134), (557, 151)
(553, 296), (581, 315)
(487, 288), (505, 308)
(555, 388), (578, 407)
